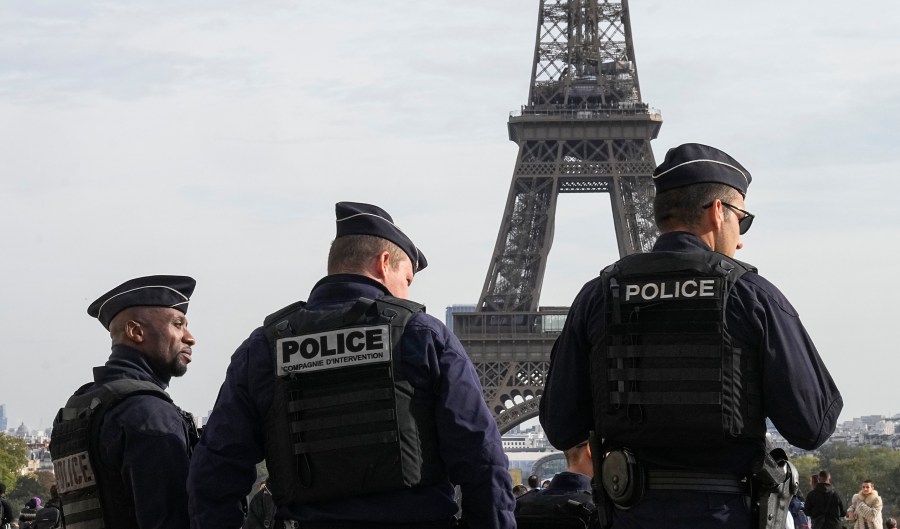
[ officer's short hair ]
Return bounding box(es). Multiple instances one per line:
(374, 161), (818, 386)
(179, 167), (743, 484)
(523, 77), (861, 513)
(328, 234), (407, 275)
(563, 440), (589, 467)
(653, 182), (740, 231)
(818, 470), (830, 481)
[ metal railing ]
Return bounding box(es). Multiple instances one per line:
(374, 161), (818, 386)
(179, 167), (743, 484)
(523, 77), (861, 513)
(510, 105), (662, 121)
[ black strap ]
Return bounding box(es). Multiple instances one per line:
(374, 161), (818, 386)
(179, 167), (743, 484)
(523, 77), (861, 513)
(646, 470), (750, 495)
(608, 367), (721, 382)
(294, 430), (397, 454)
(287, 388), (392, 412)
(292, 409), (395, 432)
(607, 344), (721, 359)
(609, 392), (721, 405)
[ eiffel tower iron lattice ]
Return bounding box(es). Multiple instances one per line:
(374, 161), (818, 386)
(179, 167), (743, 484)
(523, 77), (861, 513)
(453, 0), (662, 433)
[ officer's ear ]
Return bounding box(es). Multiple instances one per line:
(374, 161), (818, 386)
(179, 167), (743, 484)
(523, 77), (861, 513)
(373, 251), (392, 281)
(707, 199), (725, 231)
(125, 319), (145, 343)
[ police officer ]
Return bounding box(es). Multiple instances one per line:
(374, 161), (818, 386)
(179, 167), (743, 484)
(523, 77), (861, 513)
(50, 275), (199, 529)
(514, 440), (595, 528)
(187, 202), (515, 529)
(539, 143), (843, 529)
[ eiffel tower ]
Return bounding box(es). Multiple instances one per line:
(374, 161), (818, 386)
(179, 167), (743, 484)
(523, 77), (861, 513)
(452, 0), (662, 433)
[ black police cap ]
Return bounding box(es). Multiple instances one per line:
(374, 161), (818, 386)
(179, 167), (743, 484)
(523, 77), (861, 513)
(335, 202), (427, 273)
(653, 143), (752, 195)
(87, 275), (196, 329)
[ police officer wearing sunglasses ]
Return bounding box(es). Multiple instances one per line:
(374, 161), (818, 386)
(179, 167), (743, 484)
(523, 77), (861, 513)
(540, 143), (842, 529)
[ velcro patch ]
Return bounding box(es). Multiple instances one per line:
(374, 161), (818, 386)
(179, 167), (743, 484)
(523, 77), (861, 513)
(622, 278), (720, 303)
(54, 450), (96, 493)
(276, 325), (391, 376)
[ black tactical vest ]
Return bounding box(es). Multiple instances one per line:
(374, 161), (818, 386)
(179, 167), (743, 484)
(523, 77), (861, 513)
(592, 251), (765, 448)
(262, 295), (446, 506)
(515, 489), (596, 529)
(49, 379), (198, 529)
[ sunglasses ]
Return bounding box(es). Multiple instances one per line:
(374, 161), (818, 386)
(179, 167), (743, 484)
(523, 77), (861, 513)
(703, 201), (755, 235)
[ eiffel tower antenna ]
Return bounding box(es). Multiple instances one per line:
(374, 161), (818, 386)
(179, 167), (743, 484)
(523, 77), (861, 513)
(454, 0), (662, 432)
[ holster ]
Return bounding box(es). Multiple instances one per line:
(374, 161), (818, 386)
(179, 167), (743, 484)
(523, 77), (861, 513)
(589, 432), (613, 529)
(751, 447), (798, 529)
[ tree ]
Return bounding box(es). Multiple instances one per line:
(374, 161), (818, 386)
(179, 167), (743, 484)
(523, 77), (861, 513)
(792, 454), (821, 495)
(8, 474), (41, 513)
(0, 433), (27, 492)
(817, 442), (900, 518)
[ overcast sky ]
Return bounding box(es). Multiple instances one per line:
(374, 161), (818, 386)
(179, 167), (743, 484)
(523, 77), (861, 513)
(2, 0), (898, 434)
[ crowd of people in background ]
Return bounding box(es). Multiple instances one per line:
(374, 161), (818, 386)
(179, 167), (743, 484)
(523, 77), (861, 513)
(0, 484), (63, 529)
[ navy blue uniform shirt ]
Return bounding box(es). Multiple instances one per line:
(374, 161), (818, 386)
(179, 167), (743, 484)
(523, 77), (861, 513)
(90, 345), (193, 529)
(543, 471), (592, 493)
(540, 232), (843, 474)
(187, 274), (515, 529)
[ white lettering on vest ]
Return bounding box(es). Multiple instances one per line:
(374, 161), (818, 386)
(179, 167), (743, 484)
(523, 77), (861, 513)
(277, 325), (391, 376)
(53, 450), (96, 494)
(623, 278), (718, 302)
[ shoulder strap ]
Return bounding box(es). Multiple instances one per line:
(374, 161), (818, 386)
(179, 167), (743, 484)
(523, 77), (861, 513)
(57, 379), (171, 423)
(375, 295), (425, 315)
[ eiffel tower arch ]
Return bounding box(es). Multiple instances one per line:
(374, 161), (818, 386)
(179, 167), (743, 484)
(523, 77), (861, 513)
(453, 0), (662, 434)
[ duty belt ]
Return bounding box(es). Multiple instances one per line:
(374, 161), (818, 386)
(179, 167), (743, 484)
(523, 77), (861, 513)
(281, 521), (450, 529)
(646, 470), (750, 495)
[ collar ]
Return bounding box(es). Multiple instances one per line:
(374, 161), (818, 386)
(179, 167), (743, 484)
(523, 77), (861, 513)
(307, 274), (392, 309)
(546, 471), (592, 492)
(651, 231), (713, 252)
(93, 344), (170, 388)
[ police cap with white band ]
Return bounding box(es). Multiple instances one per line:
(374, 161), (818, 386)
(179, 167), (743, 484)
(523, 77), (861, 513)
(335, 202), (428, 273)
(87, 275), (196, 329)
(652, 143), (752, 196)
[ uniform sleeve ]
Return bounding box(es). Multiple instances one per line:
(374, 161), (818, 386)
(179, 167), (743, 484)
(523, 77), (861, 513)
(737, 275), (843, 450)
(188, 330), (272, 529)
(403, 319), (516, 529)
(539, 279), (602, 451)
(101, 396), (192, 529)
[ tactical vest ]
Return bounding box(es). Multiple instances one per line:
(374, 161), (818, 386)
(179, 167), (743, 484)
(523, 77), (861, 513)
(262, 295), (445, 506)
(515, 489), (596, 529)
(592, 251), (765, 448)
(49, 379), (198, 529)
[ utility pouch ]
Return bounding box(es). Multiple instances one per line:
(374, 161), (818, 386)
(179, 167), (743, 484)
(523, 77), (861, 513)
(600, 447), (645, 509)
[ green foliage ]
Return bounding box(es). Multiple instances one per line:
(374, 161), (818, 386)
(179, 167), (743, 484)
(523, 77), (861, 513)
(8, 474), (42, 513)
(815, 442), (900, 520)
(792, 454), (821, 495)
(0, 433), (27, 492)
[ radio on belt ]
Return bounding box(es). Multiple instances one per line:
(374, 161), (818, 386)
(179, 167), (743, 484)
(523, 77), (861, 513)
(277, 325), (391, 375)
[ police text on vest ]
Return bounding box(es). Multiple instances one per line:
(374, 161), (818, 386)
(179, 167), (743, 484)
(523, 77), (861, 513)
(53, 450), (96, 494)
(624, 279), (717, 302)
(277, 325), (391, 375)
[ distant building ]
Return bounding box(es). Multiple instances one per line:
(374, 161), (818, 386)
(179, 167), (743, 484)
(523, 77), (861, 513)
(873, 420), (895, 435)
(0, 404), (7, 432)
(445, 304), (476, 332)
(860, 415), (884, 430)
